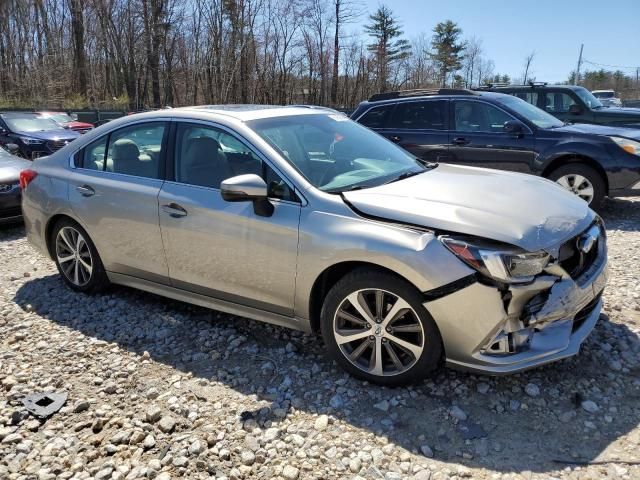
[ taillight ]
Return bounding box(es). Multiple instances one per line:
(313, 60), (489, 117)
(19, 169), (37, 189)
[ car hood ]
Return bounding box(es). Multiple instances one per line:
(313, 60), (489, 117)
(555, 123), (640, 140)
(0, 155), (30, 182)
(13, 129), (80, 141)
(342, 164), (594, 252)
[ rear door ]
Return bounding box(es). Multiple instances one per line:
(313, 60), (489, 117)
(380, 100), (450, 163)
(447, 99), (536, 173)
(68, 121), (170, 283)
(158, 121), (301, 316)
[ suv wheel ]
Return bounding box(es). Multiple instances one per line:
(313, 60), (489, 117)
(320, 269), (442, 386)
(547, 164), (605, 209)
(51, 218), (109, 293)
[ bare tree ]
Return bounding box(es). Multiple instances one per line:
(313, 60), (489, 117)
(522, 50), (535, 84)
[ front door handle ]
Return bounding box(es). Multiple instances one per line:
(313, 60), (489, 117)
(389, 135), (402, 143)
(452, 137), (470, 146)
(161, 203), (188, 218)
(76, 185), (95, 197)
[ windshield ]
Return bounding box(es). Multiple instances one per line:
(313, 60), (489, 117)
(3, 116), (64, 132)
(574, 87), (603, 109)
(42, 113), (74, 123)
(495, 95), (564, 129)
(247, 114), (430, 193)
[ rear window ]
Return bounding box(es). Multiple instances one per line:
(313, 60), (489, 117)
(358, 105), (393, 128)
(387, 101), (447, 130)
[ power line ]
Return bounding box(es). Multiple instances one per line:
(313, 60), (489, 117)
(582, 59), (639, 70)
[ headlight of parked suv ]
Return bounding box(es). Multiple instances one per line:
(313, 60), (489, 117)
(18, 137), (45, 145)
(440, 236), (550, 284)
(609, 136), (640, 156)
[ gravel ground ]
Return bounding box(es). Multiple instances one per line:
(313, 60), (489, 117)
(1, 198), (640, 480)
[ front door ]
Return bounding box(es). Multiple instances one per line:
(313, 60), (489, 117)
(68, 121), (170, 283)
(448, 100), (536, 173)
(158, 122), (301, 316)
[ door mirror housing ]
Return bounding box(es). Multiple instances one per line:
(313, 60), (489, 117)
(569, 104), (583, 115)
(220, 174), (274, 217)
(503, 120), (525, 135)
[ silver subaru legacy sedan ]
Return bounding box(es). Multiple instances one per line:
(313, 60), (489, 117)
(20, 105), (608, 386)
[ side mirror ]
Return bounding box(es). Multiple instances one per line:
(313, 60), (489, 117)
(220, 174), (274, 217)
(503, 120), (525, 135)
(569, 104), (583, 115)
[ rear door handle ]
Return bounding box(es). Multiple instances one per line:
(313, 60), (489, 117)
(161, 203), (188, 218)
(452, 137), (470, 146)
(76, 185), (95, 197)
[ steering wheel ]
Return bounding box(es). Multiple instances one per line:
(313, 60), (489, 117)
(321, 168), (383, 190)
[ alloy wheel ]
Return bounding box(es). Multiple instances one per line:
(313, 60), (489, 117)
(555, 174), (595, 204)
(55, 226), (93, 286)
(333, 289), (424, 377)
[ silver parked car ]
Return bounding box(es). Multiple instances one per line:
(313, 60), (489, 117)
(21, 106), (608, 385)
(1, 144), (30, 224)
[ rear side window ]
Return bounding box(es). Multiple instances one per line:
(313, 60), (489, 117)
(388, 101), (447, 130)
(79, 122), (166, 178)
(358, 105), (393, 128)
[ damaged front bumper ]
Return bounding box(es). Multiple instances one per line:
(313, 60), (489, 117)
(425, 225), (608, 375)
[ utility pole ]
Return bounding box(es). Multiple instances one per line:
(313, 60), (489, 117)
(574, 44), (584, 86)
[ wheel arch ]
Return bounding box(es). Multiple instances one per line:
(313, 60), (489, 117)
(44, 213), (81, 259)
(541, 154), (609, 195)
(307, 261), (420, 333)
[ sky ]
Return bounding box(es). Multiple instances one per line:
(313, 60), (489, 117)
(354, 0), (640, 83)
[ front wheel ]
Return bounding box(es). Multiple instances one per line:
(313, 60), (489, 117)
(547, 164), (605, 209)
(320, 269), (442, 386)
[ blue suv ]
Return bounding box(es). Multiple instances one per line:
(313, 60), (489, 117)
(351, 89), (640, 208)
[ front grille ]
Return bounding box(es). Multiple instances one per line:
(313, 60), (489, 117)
(0, 206), (22, 218)
(558, 224), (601, 279)
(47, 139), (72, 152)
(572, 293), (602, 332)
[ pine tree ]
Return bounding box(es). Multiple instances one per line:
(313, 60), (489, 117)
(364, 5), (410, 92)
(430, 20), (465, 87)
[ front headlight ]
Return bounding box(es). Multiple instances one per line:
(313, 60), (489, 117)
(609, 136), (640, 156)
(18, 137), (45, 145)
(440, 236), (550, 284)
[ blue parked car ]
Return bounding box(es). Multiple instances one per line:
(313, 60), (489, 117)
(0, 112), (80, 160)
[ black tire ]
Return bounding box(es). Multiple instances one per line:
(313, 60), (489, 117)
(320, 269), (443, 387)
(547, 163), (606, 210)
(50, 218), (110, 293)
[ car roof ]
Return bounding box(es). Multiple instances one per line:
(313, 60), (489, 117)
(173, 104), (342, 121)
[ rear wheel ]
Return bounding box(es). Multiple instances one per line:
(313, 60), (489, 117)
(51, 218), (109, 293)
(320, 269), (442, 386)
(547, 164), (605, 209)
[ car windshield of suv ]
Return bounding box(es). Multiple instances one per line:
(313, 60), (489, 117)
(574, 87), (603, 109)
(3, 116), (64, 132)
(247, 114), (431, 193)
(494, 95), (564, 129)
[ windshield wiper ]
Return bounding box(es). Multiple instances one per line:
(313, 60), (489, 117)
(383, 169), (428, 185)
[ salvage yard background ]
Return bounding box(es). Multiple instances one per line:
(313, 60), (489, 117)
(1, 197), (639, 479)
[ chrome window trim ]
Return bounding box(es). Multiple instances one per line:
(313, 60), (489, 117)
(171, 118), (306, 205)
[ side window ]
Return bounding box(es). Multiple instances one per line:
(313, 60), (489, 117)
(514, 92), (539, 106)
(388, 101), (447, 130)
(175, 123), (296, 201)
(453, 101), (514, 133)
(105, 123), (166, 178)
(358, 105), (393, 128)
(544, 92), (576, 113)
(82, 136), (108, 170)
